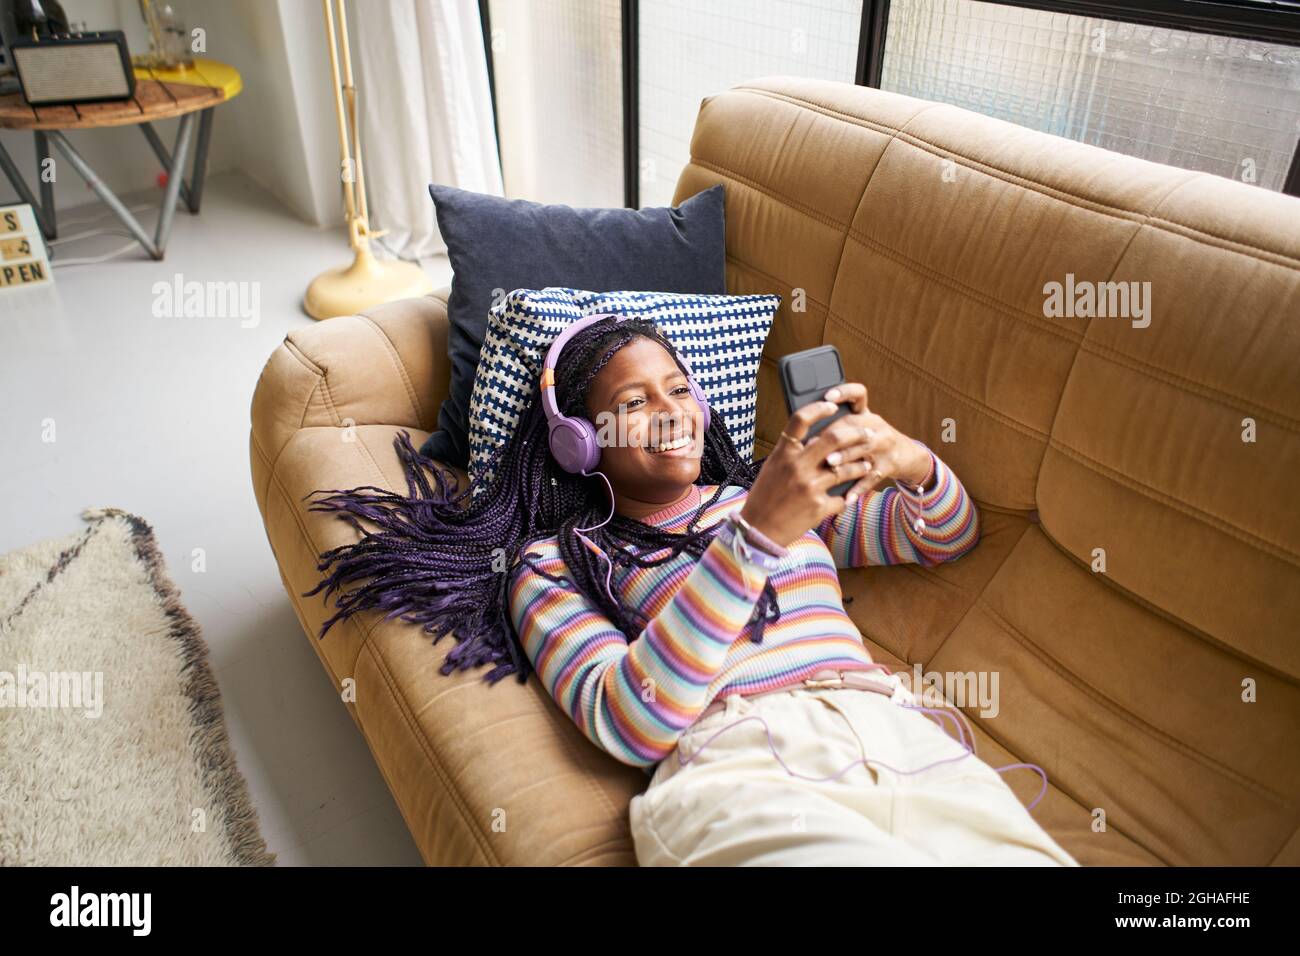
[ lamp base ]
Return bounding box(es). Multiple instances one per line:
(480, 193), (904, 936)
(303, 244), (434, 321)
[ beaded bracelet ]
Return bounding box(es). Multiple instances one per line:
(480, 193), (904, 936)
(726, 510), (788, 559)
(893, 441), (937, 534)
(718, 517), (786, 577)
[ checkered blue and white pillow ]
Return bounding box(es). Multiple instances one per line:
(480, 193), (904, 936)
(466, 287), (779, 490)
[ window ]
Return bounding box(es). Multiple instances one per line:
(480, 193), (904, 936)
(479, 0), (1300, 203)
(638, 0), (865, 208)
(881, 0), (1300, 191)
(487, 0), (624, 206)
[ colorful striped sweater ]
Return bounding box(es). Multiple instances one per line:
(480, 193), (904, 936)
(507, 448), (979, 768)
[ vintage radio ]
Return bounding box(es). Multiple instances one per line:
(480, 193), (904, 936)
(11, 31), (135, 106)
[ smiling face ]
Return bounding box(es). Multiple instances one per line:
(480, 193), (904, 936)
(581, 335), (704, 507)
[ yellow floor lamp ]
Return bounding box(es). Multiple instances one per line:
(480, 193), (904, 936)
(304, 0), (434, 320)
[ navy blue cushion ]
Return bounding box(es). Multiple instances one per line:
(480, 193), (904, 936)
(419, 183), (727, 468)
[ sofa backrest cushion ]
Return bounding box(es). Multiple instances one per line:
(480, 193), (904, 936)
(674, 76), (1300, 673)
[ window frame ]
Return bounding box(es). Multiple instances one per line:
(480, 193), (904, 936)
(857, 0), (1300, 196)
(478, 0), (1300, 203)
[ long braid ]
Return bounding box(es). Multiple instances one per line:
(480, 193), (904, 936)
(305, 316), (780, 685)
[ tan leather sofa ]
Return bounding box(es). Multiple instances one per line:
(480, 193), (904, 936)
(250, 76), (1300, 866)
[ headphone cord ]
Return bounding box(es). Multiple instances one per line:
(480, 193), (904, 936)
(577, 468), (619, 606)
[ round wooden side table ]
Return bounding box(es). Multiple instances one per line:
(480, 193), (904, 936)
(0, 57), (242, 260)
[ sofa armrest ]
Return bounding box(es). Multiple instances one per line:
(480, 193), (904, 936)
(247, 286), (649, 866)
(250, 288), (451, 469)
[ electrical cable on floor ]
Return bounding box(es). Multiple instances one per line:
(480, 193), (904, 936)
(49, 226), (140, 246)
(50, 239), (141, 267)
(48, 203), (153, 231)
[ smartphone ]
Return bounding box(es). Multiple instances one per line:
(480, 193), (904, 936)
(777, 344), (856, 496)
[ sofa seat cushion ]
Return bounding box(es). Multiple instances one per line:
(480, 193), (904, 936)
(928, 526), (1300, 866)
(959, 718), (1162, 866)
(839, 506), (1033, 667)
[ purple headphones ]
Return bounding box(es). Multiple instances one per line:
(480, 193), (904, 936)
(540, 313), (712, 474)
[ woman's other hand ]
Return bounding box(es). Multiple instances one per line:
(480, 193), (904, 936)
(808, 384), (933, 503)
(740, 383), (932, 548)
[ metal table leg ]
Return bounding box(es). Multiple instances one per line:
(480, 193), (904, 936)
(139, 122), (194, 210)
(35, 131), (56, 239)
(152, 112), (194, 252)
(138, 106), (214, 215)
(188, 107), (214, 214)
(46, 111), (196, 260)
(0, 135), (56, 240)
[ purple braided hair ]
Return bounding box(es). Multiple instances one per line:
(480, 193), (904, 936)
(302, 316), (780, 685)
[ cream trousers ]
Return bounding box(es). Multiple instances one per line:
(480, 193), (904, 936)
(629, 684), (1080, 866)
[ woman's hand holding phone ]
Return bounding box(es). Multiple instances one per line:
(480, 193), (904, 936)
(739, 382), (933, 549)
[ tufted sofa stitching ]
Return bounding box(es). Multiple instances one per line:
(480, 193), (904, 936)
(879, 579), (1173, 863)
(557, 836), (636, 866)
(1078, 339), (1300, 435)
(1268, 828), (1300, 865)
(549, 692), (625, 836)
(725, 255), (832, 315)
(265, 443), (359, 668)
(732, 86), (1300, 269)
(842, 224), (1087, 347)
(806, 100), (949, 399)
(277, 338), (326, 440)
(896, 552), (986, 594)
(351, 425), (397, 495)
(1030, 520), (1299, 690)
(691, 156), (852, 232)
(701, 142), (1282, 402)
(282, 335), (325, 379)
(1142, 215), (1300, 270)
(895, 516), (1034, 669)
(1066, 170), (1300, 431)
(708, 153), (1112, 373)
(732, 87), (1157, 221)
(827, 312), (1051, 442)
(358, 314), (425, 428)
(941, 693), (1169, 862)
(702, 134), (1300, 419)
(967, 596), (1292, 806)
(263, 429), (402, 672)
(1046, 436), (1300, 567)
(964, 707), (1173, 863)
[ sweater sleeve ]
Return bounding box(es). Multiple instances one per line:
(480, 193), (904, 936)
(507, 520), (776, 768)
(816, 446), (980, 569)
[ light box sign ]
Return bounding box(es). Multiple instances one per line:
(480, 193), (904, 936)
(0, 204), (51, 290)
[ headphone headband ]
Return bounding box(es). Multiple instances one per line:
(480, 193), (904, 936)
(539, 312), (712, 474)
(540, 313), (625, 420)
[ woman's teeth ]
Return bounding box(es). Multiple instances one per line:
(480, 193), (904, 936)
(647, 434), (692, 453)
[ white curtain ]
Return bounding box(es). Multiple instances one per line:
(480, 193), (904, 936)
(351, 0), (504, 259)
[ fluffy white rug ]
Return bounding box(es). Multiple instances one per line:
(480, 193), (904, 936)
(0, 508), (274, 865)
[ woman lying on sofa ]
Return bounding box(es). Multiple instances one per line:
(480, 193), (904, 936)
(306, 314), (1078, 866)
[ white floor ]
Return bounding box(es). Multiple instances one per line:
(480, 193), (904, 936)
(0, 171), (452, 865)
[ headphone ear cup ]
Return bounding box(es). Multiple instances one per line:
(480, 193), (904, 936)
(688, 377), (711, 434)
(548, 415), (601, 474)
